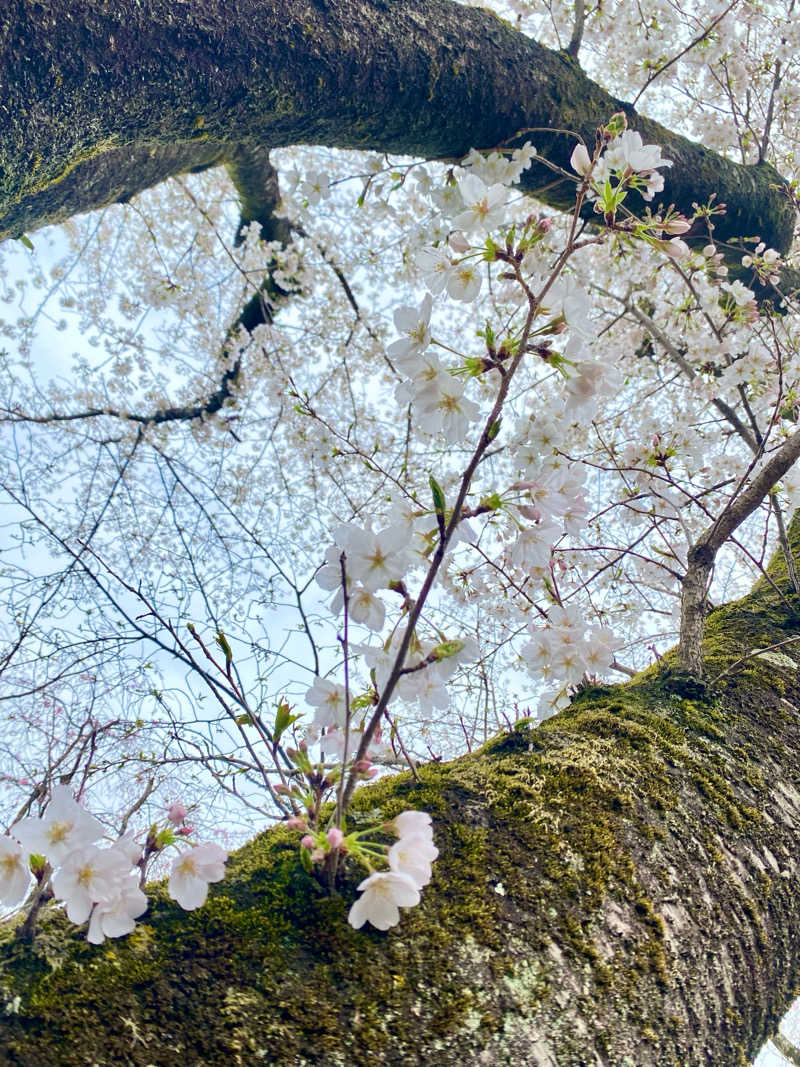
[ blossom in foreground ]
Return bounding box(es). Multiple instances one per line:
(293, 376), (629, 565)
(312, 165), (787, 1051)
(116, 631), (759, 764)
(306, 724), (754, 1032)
(0, 836), (31, 907)
(332, 522), (412, 593)
(52, 844), (132, 924)
(570, 143), (593, 177)
(87, 873), (148, 944)
(388, 834), (439, 888)
(392, 810), (432, 839)
(13, 784), (105, 864)
(452, 174), (508, 232)
(414, 372), (481, 442)
(446, 260), (482, 303)
(571, 129), (671, 201)
(300, 173), (330, 205)
(168, 842), (228, 910)
(387, 294), (433, 365)
(305, 675), (349, 731)
(415, 245), (453, 295)
(603, 130), (671, 177)
(347, 871), (421, 930)
(721, 279), (756, 307)
(347, 585), (386, 631)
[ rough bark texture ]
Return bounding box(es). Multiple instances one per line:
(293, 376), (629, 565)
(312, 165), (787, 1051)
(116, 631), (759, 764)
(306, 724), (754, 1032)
(0, 0), (795, 283)
(1, 524), (799, 1065)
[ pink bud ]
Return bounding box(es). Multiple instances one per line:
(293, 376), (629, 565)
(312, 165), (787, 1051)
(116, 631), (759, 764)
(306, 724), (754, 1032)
(178, 824), (194, 836)
(352, 759), (372, 773)
(286, 817), (307, 831)
(300, 835), (315, 849)
(326, 827), (344, 848)
(166, 802), (188, 826)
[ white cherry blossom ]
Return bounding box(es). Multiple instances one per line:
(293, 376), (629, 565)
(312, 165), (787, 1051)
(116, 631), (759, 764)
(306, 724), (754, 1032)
(387, 294), (433, 366)
(168, 842), (228, 910)
(388, 834), (439, 888)
(0, 836), (31, 907)
(305, 676), (349, 731)
(347, 871), (421, 930)
(452, 174), (508, 232)
(87, 873), (147, 944)
(52, 844), (132, 925)
(392, 811), (433, 839)
(14, 785), (104, 864)
(446, 260), (482, 303)
(333, 522), (412, 592)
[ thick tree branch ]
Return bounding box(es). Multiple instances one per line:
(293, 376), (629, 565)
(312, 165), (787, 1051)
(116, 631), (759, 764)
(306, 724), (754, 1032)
(0, 0), (795, 289)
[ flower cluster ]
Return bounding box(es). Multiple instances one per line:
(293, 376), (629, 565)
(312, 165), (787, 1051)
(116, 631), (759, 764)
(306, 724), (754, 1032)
(571, 125), (672, 203)
(347, 811), (438, 930)
(2, 786), (227, 942)
(523, 606), (622, 717)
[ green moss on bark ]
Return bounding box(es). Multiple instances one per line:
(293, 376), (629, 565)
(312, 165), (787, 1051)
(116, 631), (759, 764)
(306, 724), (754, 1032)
(2, 528), (800, 1065)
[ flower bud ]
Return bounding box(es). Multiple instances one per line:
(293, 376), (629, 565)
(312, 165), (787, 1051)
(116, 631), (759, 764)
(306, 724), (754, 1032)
(300, 835), (315, 849)
(286, 817), (307, 831)
(166, 802), (188, 826)
(326, 827), (344, 849)
(664, 238), (691, 261)
(662, 217), (690, 235)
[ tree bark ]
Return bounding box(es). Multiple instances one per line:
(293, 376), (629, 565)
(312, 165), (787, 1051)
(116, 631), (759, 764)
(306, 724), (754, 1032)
(1, 523), (799, 1066)
(0, 0), (795, 284)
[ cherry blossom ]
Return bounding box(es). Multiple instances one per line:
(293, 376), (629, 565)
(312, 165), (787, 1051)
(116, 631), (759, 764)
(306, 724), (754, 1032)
(387, 294), (433, 365)
(13, 785), (104, 864)
(168, 842), (228, 910)
(604, 130), (672, 177)
(446, 260), (482, 303)
(331, 522), (413, 593)
(721, 280), (756, 307)
(388, 834), (439, 888)
(52, 844), (132, 925)
(452, 174), (508, 232)
(87, 874), (148, 945)
(392, 811), (433, 839)
(570, 143), (593, 177)
(415, 245), (454, 295)
(0, 836), (31, 907)
(305, 676), (348, 730)
(347, 871), (421, 930)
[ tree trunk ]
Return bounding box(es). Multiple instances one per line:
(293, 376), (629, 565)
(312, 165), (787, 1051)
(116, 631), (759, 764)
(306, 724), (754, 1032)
(1, 525), (799, 1066)
(0, 0), (794, 282)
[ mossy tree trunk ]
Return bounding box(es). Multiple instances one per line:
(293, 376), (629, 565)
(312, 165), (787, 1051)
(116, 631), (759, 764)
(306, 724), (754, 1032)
(0, 0), (795, 282)
(1, 528), (800, 1065)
